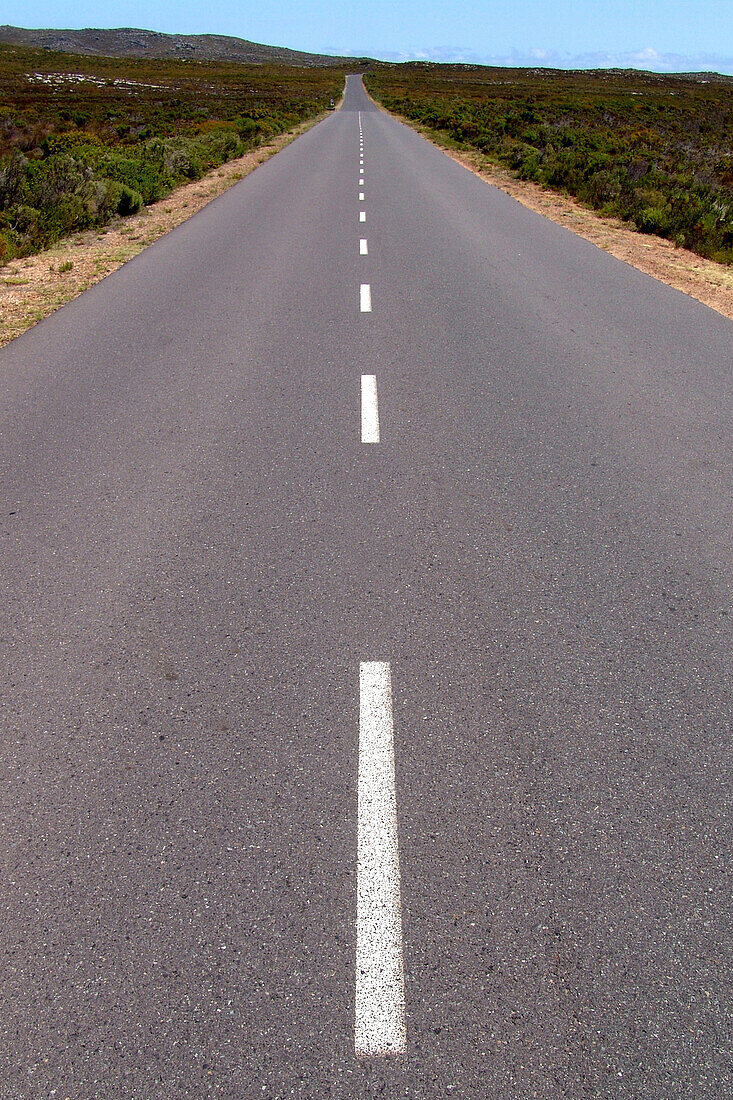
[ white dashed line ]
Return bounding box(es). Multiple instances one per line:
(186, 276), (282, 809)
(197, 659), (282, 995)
(360, 284), (372, 312)
(360, 211), (366, 222)
(360, 238), (368, 255)
(359, 193), (365, 201)
(356, 661), (405, 1056)
(361, 375), (380, 443)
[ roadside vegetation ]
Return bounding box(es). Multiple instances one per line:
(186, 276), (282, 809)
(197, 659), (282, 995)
(0, 43), (345, 263)
(365, 64), (733, 264)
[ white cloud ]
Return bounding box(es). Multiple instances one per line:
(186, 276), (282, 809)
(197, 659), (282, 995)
(340, 44), (733, 76)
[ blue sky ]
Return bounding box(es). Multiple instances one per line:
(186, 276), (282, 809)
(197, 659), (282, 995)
(5, 0), (733, 74)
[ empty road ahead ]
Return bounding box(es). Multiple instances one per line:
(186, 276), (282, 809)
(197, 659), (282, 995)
(0, 75), (731, 1099)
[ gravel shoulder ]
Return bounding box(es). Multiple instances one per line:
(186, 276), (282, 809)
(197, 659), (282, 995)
(0, 112), (328, 348)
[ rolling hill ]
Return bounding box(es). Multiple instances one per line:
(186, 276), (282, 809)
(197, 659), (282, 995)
(0, 25), (368, 67)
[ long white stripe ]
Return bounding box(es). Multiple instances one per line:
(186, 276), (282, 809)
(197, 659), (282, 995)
(360, 284), (371, 312)
(360, 238), (368, 255)
(361, 375), (379, 443)
(356, 662), (406, 1056)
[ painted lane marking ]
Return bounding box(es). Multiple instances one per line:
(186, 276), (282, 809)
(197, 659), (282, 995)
(356, 662), (406, 1056)
(360, 284), (372, 312)
(359, 193), (365, 201)
(360, 211), (366, 222)
(360, 238), (368, 255)
(361, 376), (380, 443)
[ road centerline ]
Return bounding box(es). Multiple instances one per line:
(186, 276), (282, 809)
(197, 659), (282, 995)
(360, 284), (372, 312)
(361, 375), (380, 443)
(356, 662), (406, 1057)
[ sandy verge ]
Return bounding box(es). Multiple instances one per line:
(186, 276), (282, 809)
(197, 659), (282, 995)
(0, 112), (328, 348)
(383, 109), (733, 323)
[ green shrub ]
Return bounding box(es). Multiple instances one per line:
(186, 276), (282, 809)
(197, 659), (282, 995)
(116, 183), (142, 216)
(635, 205), (671, 235)
(0, 150), (28, 210)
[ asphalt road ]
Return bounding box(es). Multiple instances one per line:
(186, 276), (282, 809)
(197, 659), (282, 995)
(0, 74), (731, 1099)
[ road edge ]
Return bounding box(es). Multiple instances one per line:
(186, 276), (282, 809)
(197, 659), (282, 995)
(0, 105), (335, 349)
(363, 85), (733, 323)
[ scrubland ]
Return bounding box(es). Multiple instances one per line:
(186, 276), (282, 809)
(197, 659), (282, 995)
(0, 43), (344, 262)
(366, 64), (733, 264)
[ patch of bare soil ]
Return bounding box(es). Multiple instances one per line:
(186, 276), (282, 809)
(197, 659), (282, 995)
(0, 113), (327, 348)
(392, 113), (733, 323)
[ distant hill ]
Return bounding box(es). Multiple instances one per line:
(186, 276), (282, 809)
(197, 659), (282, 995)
(0, 25), (368, 67)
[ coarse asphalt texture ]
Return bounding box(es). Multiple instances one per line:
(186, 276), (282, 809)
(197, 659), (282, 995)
(0, 74), (731, 1099)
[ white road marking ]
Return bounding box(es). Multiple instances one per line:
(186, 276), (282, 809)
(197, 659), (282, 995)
(360, 238), (368, 255)
(361, 376), (380, 443)
(356, 661), (406, 1056)
(360, 284), (372, 312)
(360, 211), (366, 222)
(359, 192), (365, 201)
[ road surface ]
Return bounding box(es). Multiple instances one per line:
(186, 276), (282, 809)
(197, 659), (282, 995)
(0, 74), (730, 1098)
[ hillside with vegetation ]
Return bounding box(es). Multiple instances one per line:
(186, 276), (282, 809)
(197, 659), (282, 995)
(0, 42), (345, 263)
(366, 64), (733, 264)
(0, 25), (363, 67)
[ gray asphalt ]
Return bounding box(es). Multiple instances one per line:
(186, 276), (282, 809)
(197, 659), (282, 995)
(0, 74), (730, 1099)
